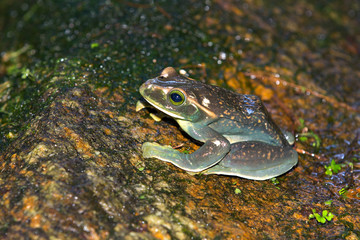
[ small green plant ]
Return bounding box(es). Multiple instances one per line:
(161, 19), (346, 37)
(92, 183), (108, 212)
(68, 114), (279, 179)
(309, 209), (334, 223)
(20, 68), (34, 80)
(298, 132), (321, 149)
(91, 42), (99, 49)
(324, 200), (333, 206)
(339, 187), (348, 196)
(297, 118), (306, 131)
(234, 188), (241, 194)
(135, 162), (145, 172)
(324, 159), (341, 176)
(271, 177), (279, 185)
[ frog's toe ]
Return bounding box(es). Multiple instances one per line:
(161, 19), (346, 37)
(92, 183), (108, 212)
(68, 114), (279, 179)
(142, 142), (161, 158)
(136, 100), (146, 112)
(142, 142), (176, 159)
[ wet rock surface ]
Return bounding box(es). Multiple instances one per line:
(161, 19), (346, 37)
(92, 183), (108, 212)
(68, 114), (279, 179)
(0, 0), (359, 239)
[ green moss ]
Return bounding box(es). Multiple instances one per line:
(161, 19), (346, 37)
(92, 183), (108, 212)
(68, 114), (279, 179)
(0, 0), (225, 150)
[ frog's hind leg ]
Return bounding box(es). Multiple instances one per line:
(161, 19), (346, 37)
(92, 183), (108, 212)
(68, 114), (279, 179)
(203, 141), (298, 180)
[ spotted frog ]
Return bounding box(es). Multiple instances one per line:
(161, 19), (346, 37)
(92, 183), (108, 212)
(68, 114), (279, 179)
(137, 67), (297, 180)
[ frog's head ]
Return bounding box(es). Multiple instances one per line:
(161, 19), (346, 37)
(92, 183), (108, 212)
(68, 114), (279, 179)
(139, 67), (216, 122)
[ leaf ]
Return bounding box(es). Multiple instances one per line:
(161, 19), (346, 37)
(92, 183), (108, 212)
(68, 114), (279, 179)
(325, 166), (333, 176)
(325, 212), (334, 221)
(314, 213), (325, 223)
(299, 118), (305, 126)
(299, 136), (308, 142)
(330, 159), (341, 173)
(271, 177), (279, 185)
(91, 42), (99, 49)
(310, 208), (334, 223)
(339, 188), (347, 195)
(297, 132), (321, 148)
(311, 132), (321, 149)
(21, 68), (33, 80)
(297, 118), (305, 131)
(324, 200), (333, 206)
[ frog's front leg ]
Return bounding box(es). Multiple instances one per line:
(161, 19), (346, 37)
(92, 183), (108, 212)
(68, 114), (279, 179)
(142, 127), (230, 172)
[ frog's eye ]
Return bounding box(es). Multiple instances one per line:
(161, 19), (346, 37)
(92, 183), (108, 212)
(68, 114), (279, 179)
(169, 90), (185, 106)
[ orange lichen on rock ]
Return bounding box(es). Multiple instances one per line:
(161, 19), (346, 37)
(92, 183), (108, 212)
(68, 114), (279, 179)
(95, 156), (107, 167)
(150, 228), (171, 240)
(2, 191), (11, 209)
(345, 188), (360, 200)
(215, 0), (244, 16)
(30, 214), (42, 228)
(64, 127), (94, 158)
(102, 109), (114, 119)
(103, 128), (112, 135)
(23, 195), (38, 213)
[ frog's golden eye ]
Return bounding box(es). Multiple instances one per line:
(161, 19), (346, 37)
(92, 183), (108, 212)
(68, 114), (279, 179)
(169, 90), (185, 106)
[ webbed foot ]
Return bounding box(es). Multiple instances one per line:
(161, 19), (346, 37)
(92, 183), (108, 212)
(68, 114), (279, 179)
(142, 142), (182, 162)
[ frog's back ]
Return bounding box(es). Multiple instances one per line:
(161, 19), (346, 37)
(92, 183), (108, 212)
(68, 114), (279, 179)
(191, 83), (262, 121)
(197, 84), (288, 146)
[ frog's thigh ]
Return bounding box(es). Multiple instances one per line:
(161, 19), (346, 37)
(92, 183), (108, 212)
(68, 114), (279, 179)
(203, 141), (298, 180)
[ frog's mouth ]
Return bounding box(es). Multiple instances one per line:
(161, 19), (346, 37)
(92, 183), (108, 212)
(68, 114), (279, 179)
(141, 96), (186, 120)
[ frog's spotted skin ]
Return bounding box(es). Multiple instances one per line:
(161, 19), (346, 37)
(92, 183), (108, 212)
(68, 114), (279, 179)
(138, 67), (298, 180)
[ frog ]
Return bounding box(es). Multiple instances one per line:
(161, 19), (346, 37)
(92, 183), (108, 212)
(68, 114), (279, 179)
(137, 67), (298, 180)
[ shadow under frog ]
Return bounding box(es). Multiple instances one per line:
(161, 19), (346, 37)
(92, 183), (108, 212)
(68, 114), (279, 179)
(136, 67), (298, 180)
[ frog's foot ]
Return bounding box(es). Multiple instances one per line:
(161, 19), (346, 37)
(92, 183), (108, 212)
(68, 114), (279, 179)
(142, 142), (183, 161)
(186, 171), (202, 176)
(136, 101), (164, 122)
